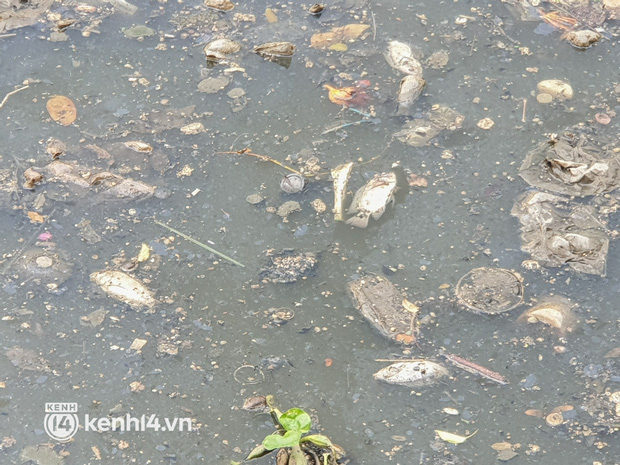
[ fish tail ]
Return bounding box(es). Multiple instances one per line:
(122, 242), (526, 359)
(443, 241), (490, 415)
(345, 214), (369, 228)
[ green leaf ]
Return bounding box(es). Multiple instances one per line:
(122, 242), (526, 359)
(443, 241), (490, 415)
(262, 431), (302, 450)
(300, 434), (333, 448)
(244, 443), (272, 460)
(279, 408), (312, 433)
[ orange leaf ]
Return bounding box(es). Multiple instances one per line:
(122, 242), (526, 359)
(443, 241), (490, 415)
(46, 95), (77, 126)
(324, 358), (333, 367)
(27, 211), (46, 223)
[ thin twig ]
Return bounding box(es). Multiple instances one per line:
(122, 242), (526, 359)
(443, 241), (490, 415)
(0, 33), (17, 39)
(370, 10), (377, 41)
(0, 85), (29, 111)
(216, 149), (303, 176)
(154, 219), (245, 268)
(522, 98), (527, 123)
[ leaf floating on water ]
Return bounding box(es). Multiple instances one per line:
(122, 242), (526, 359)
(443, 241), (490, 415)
(435, 429), (477, 444)
(524, 409), (544, 418)
(328, 43), (348, 51)
(137, 243), (150, 262)
(27, 211), (46, 223)
(310, 23), (369, 49)
(265, 8), (278, 23)
(46, 95), (77, 126)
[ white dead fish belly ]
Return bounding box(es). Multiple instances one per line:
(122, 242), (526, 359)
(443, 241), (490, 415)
(373, 361), (448, 387)
(386, 41), (423, 77)
(90, 270), (157, 309)
(346, 172), (397, 228)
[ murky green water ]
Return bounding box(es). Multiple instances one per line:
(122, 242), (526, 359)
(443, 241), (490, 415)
(1, 1), (618, 464)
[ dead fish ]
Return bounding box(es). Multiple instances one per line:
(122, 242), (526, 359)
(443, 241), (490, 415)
(346, 172), (397, 228)
(396, 75), (426, 116)
(385, 40), (423, 77)
(90, 270), (157, 309)
(373, 360), (448, 387)
(204, 38), (241, 61)
(331, 162), (354, 221)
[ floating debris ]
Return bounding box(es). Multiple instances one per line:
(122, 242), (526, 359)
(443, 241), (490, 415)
(517, 296), (577, 334)
(259, 249), (318, 283)
(253, 41), (295, 58)
(348, 274), (419, 344)
(280, 174), (306, 194)
(441, 353), (509, 385)
(13, 247), (73, 291)
(565, 29), (601, 49)
(373, 360), (448, 387)
(346, 172), (397, 228)
(90, 270), (157, 309)
(455, 267), (524, 314)
(308, 3), (324, 16)
(245, 193), (264, 205)
(204, 0), (234, 11)
(537, 79), (573, 100)
(511, 191), (609, 276)
(331, 162), (353, 221)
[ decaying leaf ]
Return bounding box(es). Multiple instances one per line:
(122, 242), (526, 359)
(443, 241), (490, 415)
(129, 338), (148, 351)
(310, 23), (369, 49)
(46, 95), (77, 126)
(137, 243), (150, 262)
(27, 211), (45, 223)
(524, 409), (544, 418)
(80, 308), (107, 327)
(265, 8), (277, 23)
(435, 429), (477, 444)
(23, 168), (44, 189)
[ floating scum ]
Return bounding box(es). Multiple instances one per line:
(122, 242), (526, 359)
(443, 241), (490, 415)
(514, 130), (618, 276)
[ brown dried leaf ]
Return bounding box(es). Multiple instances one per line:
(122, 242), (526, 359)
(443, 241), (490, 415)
(524, 409), (543, 418)
(46, 95), (77, 125)
(491, 442), (514, 451)
(551, 405), (573, 414)
(407, 173), (428, 187)
(27, 211), (45, 223)
(310, 23), (369, 49)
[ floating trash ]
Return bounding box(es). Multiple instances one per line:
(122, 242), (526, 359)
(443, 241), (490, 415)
(259, 249), (318, 283)
(455, 267), (524, 314)
(517, 296), (576, 334)
(280, 174), (306, 194)
(565, 29), (601, 49)
(536, 79), (573, 100)
(13, 247), (73, 291)
(396, 75), (425, 116)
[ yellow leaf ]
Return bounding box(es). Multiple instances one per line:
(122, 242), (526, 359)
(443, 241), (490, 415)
(402, 298), (419, 314)
(137, 243), (150, 262)
(265, 8), (278, 23)
(328, 43), (348, 51)
(27, 211), (46, 223)
(435, 429), (478, 444)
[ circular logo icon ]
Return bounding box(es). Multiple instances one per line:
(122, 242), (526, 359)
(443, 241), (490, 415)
(44, 412), (79, 441)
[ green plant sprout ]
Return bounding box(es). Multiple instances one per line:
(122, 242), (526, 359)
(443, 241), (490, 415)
(241, 395), (345, 465)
